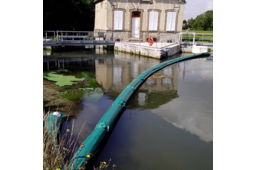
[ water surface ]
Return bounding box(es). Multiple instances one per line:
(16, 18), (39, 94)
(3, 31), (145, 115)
(44, 49), (213, 170)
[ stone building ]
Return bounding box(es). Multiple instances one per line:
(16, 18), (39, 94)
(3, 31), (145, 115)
(94, 0), (186, 42)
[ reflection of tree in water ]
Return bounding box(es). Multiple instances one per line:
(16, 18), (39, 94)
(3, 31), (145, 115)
(129, 90), (179, 110)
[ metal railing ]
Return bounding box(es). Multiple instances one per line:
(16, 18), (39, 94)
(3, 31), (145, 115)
(180, 32), (213, 47)
(43, 30), (182, 48)
(43, 30), (115, 46)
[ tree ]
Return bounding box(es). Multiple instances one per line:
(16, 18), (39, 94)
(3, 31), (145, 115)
(43, 0), (95, 31)
(187, 18), (195, 28)
(193, 14), (205, 30)
(185, 10), (213, 31)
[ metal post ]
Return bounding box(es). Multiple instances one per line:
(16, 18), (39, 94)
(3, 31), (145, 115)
(189, 34), (190, 43)
(202, 34), (204, 45)
(46, 32), (47, 44)
(193, 33), (195, 46)
(186, 33), (187, 46)
(54, 31), (55, 41)
(179, 32), (182, 45)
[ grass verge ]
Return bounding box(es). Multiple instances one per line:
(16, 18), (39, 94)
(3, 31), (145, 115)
(182, 30), (213, 34)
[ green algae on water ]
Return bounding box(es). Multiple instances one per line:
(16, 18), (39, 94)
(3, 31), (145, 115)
(59, 87), (103, 101)
(43, 71), (85, 87)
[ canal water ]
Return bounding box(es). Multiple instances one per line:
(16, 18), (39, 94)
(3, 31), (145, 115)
(44, 49), (213, 170)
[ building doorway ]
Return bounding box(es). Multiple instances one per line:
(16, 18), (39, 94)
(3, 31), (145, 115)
(131, 12), (141, 38)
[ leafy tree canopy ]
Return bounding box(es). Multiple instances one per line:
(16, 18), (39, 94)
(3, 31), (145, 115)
(183, 10), (213, 31)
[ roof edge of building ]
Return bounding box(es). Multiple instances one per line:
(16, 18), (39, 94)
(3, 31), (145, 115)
(94, 0), (105, 4)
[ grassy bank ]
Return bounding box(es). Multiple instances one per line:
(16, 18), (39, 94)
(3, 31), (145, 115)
(182, 30), (213, 34)
(181, 32), (213, 43)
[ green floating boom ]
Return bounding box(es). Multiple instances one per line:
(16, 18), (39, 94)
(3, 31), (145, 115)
(69, 52), (211, 170)
(45, 111), (66, 148)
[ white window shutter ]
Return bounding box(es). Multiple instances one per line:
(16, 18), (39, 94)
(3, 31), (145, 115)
(166, 12), (176, 31)
(170, 12), (176, 31)
(118, 11), (123, 30)
(153, 12), (158, 30)
(114, 11), (118, 30)
(166, 12), (172, 31)
(149, 12), (154, 30)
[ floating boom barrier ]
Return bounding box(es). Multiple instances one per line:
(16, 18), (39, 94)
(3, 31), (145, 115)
(46, 52), (210, 170)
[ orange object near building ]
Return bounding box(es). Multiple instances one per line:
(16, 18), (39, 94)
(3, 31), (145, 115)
(148, 37), (153, 46)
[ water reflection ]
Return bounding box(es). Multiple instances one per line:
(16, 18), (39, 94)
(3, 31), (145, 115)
(95, 52), (212, 142)
(95, 52), (180, 110)
(151, 59), (213, 142)
(44, 50), (212, 169)
(43, 57), (96, 71)
(44, 50), (213, 143)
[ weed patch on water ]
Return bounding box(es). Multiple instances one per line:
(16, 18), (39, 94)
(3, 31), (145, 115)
(59, 88), (103, 101)
(59, 89), (86, 101)
(88, 78), (99, 87)
(76, 71), (94, 78)
(44, 70), (102, 102)
(63, 72), (98, 89)
(43, 70), (85, 87)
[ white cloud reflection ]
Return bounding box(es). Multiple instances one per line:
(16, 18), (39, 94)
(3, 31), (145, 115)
(151, 103), (213, 142)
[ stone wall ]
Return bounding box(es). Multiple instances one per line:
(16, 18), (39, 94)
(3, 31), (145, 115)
(114, 42), (181, 59)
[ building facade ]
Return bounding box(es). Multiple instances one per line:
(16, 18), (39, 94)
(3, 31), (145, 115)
(94, 0), (185, 41)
